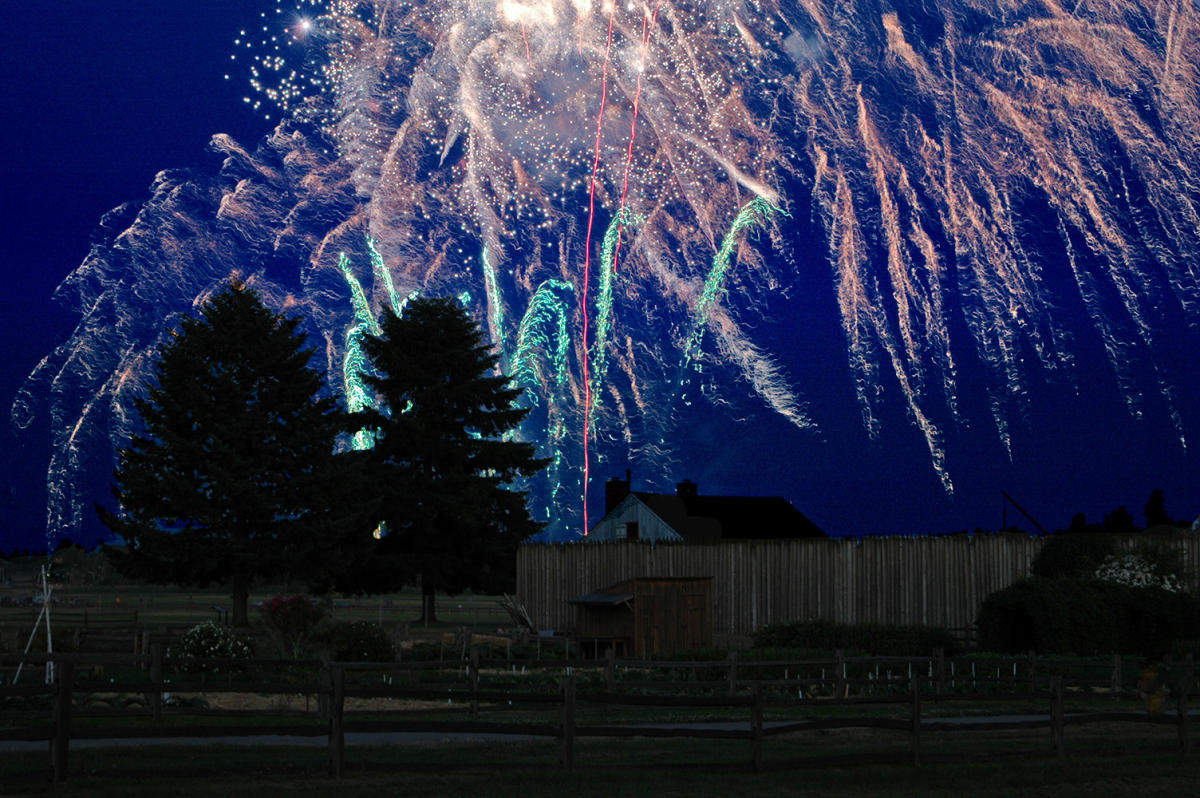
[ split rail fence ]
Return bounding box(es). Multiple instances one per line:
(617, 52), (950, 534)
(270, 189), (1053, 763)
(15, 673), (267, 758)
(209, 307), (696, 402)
(1, 650), (1195, 783)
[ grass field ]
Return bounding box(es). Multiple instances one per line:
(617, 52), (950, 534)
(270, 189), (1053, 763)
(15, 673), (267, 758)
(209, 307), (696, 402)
(1, 732), (1197, 796)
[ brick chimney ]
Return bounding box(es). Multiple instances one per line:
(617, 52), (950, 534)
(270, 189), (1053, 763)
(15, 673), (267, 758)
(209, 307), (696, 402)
(605, 469), (632, 515)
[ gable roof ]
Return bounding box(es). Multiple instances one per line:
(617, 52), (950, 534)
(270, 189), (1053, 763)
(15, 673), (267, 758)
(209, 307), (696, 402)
(625, 490), (825, 542)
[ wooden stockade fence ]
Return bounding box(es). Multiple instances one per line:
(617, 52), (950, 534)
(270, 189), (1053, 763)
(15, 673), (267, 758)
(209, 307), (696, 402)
(1, 650), (1196, 783)
(517, 535), (1200, 634)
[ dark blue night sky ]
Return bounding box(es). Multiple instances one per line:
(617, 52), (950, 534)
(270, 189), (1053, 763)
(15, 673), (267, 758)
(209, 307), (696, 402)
(1, 2), (269, 551)
(2, 1), (1198, 553)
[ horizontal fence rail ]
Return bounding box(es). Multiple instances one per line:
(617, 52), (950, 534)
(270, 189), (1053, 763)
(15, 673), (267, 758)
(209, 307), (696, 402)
(1, 650), (1196, 783)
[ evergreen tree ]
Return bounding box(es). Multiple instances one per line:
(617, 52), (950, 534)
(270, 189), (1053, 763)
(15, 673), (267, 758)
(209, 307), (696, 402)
(99, 283), (363, 626)
(352, 297), (545, 621)
(1144, 488), (1172, 527)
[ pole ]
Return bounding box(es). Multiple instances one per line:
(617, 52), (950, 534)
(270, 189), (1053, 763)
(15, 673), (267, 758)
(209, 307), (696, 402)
(51, 658), (74, 784)
(1179, 673), (1192, 753)
(559, 671), (576, 769)
(751, 685), (764, 772)
(1050, 675), (1065, 757)
(328, 666), (345, 777)
(910, 678), (921, 766)
(42, 568), (54, 684)
(150, 643), (164, 722)
(14, 567), (55, 685)
(469, 647), (480, 718)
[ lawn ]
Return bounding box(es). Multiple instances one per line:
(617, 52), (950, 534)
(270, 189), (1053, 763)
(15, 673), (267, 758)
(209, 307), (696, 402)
(1, 735), (1196, 797)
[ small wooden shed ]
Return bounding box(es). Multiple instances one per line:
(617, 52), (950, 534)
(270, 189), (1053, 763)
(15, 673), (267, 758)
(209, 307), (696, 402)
(569, 576), (712, 657)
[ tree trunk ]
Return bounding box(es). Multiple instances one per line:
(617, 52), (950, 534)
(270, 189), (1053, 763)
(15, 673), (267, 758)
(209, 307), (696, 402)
(232, 573), (250, 628)
(419, 584), (437, 624)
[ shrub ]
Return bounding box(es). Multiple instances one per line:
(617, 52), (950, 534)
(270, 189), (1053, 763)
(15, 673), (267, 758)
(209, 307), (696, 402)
(1171, 639), (1200, 659)
(321, 621), (395, 662)
(1029, 533), (1117, 578)
(751, 619), (961, 655)
(976, 577), (1200, 656)
(1128, 537), (1190, 589)
(170, 621), (252, 671)
(1095, 554), (1184, 592)
(259, 594), (326, 658)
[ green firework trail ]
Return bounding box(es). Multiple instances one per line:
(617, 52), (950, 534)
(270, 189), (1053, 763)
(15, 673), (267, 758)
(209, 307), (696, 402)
(588, 207), (642, 421)
(338, 251), (381, 450)
(366, 235), (404, 317)
(684, 197), (782, 365)
(480, 242), (508, 364)
(513, 279), (574, 396)
(513, 279), (575, 507)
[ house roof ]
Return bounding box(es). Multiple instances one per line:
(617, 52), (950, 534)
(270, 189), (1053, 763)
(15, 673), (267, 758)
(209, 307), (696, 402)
(627, 490), (825, 542)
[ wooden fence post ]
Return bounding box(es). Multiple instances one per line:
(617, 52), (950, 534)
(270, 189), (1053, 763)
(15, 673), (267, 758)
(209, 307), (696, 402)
(605, 647), (616, 692)
(727, 651), (738, 697)
(317, 660), (330, 721)
(1050, 675), (1065, 758)
(750, 685), (764, 772)
(51, 658), (74, 784)
(1178, 673), (1191, 753)
(559, 671), (576, 769)
(328, 666), (345, 778)
(933, 648), (945, 695)
(469, 647), (480, 718)
(909, 677), (921, 767)
(150, 643), (163, 722)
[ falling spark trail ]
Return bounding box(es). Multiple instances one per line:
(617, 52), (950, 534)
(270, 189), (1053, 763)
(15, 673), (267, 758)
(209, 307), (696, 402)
(610, 0), (664, 277)
(580, 2), (618, 536)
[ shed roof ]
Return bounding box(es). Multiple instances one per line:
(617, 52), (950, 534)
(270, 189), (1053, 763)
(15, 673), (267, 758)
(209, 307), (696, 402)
(568, 591), (635, 606)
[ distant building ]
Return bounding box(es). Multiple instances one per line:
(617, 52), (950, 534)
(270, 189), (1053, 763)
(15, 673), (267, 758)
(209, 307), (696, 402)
(587, 472), (826, 542)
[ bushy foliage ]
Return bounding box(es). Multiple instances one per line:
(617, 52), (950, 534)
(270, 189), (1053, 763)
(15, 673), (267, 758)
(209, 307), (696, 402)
(321, 620), (395, 662)
(348, 297), (545, 621)
(751, 619), (961, 655)
(170, 621), (252, 671)
(977, 577), (1200, 656)
(1095, 554), (1184, 592)
(1029, 533), (1117, 578)
(1171, 639), (1200, 658)
(259, 594), (327, 658)
(100, 284), (364, 627)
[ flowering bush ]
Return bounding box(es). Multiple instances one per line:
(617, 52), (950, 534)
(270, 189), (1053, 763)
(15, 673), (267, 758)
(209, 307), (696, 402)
(260, 594), (326, 659)
(170, 621), (252, 672)
(1094, 554), (1184, 593)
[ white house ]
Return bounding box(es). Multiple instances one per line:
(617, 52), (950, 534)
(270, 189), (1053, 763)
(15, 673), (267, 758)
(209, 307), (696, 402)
(586, 473), (825, 542)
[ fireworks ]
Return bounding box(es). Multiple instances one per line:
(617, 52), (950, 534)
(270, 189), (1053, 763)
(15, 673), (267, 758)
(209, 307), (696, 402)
(14, 0), (1200, 544)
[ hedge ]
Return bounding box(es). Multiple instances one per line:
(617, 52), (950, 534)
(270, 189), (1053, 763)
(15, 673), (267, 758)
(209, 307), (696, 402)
(976, 577), (1200, 656)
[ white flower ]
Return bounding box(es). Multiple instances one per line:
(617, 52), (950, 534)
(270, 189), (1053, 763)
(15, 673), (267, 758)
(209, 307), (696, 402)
(1094, 554), (1183, 593)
